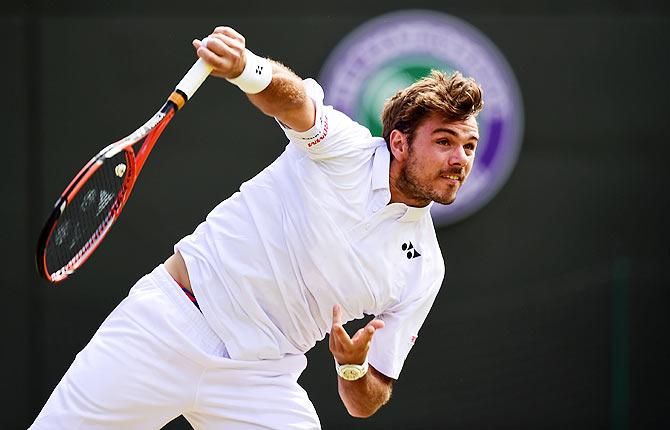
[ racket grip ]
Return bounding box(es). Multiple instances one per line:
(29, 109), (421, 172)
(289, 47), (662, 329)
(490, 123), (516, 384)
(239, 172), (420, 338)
(176, 58), (213, 100)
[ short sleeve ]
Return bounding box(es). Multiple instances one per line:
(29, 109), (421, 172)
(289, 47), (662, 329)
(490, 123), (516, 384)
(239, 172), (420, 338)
(367, 278), (442, 380)
(277, 78), (373, 160)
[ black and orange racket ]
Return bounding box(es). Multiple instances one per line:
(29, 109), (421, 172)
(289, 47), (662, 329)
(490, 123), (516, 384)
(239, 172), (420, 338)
(36, 58), (212, 283)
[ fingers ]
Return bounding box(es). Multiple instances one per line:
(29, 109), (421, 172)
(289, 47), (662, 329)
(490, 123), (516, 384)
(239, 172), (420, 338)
(329, 304), (350, 360)
(331, 323), (351, 344)
(330, 304), (352, 348)
(329, 306), (385, 365)
(368, 318), (385, 331)
(202, 33), (245, 55)
(352, 318), (384, 344)
(213, 26), (245, 44)
(332, 304), (342, 326)
(196, 27), (245, 56)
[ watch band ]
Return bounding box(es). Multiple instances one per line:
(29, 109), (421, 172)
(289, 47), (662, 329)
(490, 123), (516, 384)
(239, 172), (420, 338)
(334, 358), (369, 381)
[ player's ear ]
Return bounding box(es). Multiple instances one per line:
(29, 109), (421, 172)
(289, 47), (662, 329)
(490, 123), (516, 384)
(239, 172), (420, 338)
(389, 129), (409, 161)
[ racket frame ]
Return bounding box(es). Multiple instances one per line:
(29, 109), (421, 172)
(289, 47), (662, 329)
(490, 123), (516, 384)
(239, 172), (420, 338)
(36, 58), (213, 283)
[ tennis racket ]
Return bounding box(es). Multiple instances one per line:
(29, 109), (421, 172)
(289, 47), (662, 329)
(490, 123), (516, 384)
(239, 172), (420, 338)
(36, 58), (213, 283)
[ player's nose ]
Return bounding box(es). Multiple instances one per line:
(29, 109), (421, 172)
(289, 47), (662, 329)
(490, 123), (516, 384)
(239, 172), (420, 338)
(448, 145), (468, 166)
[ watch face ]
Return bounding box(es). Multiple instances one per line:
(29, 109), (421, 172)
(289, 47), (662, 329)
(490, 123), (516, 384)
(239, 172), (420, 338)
(341, 367), (364, 381)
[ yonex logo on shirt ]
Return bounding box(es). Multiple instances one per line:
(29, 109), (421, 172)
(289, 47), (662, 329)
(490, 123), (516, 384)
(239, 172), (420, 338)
(255, 65), (263, 75)
(401, 242), (421, 259)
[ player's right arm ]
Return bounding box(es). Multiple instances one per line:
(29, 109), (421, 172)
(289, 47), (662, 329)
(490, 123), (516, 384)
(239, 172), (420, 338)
(193, 26), (315, 132)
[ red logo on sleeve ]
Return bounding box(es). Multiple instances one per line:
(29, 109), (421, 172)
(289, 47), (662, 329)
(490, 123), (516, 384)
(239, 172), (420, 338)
(307, 115), (329, 148)
(410, 335), (418, 345)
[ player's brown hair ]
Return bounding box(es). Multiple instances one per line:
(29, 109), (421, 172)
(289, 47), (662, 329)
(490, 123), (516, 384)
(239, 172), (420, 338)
(381, 70), (483, 146)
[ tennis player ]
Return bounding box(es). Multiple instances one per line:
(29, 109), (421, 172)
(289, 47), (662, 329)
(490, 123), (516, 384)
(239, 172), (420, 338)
(31, 26), (482, 429)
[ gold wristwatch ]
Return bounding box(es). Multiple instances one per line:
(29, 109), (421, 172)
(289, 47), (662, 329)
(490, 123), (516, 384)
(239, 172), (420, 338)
(335, 358), (369, 381)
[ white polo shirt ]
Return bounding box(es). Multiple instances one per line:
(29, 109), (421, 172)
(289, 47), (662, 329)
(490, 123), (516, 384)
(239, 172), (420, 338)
(175, 79), (445, 379)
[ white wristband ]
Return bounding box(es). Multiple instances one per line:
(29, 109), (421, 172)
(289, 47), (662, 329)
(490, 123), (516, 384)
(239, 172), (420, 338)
(226, 49), (273, 94)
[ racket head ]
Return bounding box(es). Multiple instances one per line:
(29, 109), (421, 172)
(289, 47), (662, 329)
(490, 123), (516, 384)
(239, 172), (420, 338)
(36, 146), (137, 283)
(36, 99), (178, 283)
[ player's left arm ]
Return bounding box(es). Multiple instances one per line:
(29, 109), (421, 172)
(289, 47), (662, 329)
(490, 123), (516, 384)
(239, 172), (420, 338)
(336, 364), (394, 418)
(329, 304), (394, 418)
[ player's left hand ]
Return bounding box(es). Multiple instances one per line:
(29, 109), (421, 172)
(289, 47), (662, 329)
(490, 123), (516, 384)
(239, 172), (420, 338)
(329, 304), (385, 366)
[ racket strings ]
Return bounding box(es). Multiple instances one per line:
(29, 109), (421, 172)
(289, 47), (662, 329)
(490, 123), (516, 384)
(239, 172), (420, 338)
(45, 151), (131, 277)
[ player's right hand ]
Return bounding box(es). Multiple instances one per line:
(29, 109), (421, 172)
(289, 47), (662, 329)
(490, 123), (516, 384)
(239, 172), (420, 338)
(329, 304), (385, 366)
(193, 26), (247, 80)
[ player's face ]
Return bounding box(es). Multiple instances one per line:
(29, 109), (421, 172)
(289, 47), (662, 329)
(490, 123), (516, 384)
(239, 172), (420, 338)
(396, 114), (479, 206)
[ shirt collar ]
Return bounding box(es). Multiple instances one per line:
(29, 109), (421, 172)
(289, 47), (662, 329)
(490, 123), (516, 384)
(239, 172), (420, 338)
(397, 202), (433, 222)
(371, 141), (390, 191)
(370, 142), (433, 223)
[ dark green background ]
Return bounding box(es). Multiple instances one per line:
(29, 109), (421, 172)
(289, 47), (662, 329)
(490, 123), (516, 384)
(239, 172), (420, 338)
(2, 1), (668, 428)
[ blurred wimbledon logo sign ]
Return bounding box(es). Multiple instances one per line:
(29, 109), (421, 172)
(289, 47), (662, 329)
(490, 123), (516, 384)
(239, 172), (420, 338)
(320, 10), (524, 227)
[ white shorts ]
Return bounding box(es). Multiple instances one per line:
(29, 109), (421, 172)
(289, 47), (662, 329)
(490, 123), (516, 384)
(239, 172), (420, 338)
(30, 265), (321, 430)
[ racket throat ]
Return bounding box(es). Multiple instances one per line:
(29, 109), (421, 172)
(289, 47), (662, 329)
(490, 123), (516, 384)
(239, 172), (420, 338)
(168, 90), (188, 111)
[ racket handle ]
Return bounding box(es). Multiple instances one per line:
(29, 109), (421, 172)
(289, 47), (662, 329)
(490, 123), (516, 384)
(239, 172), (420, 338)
(176, 58), (213, 100)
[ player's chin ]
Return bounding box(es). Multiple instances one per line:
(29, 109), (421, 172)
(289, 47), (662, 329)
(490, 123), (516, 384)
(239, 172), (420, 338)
(433, 196), (457, 205)
(431, 189), (459, 205)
